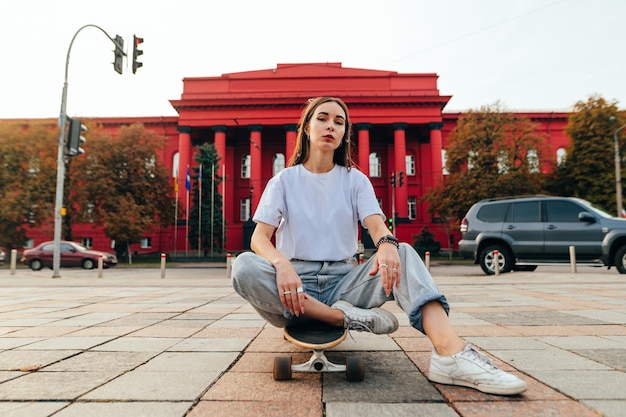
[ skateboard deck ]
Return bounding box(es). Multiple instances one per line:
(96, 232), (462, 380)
(273, 321), (364, 381)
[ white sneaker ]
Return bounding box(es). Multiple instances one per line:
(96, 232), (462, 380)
(429, 343), (527, 395)
(331, 300), (399, 335)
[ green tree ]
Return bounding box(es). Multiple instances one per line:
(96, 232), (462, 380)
(188, 143), (225, 256)
(423, 102), (549, 221)
(72, 123), (176, 261)
(0, 121), (57, 249)
(546, 95), (623, 214)
(412, 227), (441, 257)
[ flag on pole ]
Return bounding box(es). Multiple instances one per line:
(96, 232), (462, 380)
(185, 166), (191, 191)
(173, 176), (178, 192)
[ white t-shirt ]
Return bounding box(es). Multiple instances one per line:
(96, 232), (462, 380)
(253, 164), (384, 261)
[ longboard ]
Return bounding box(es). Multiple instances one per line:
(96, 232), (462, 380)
(273, 321), (364, 381)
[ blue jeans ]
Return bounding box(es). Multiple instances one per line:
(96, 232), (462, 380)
(231, 243), (449, 334)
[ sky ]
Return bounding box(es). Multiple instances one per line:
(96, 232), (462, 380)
(1, 0), (625, 119)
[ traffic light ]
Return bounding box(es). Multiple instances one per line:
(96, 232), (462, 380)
(388, 217), (393, 231)
(132, 35), (143, 74)
(390, 171), (396, 187)
(66, 117), (87, 156)
(398, 171), (404, 187)
(113, 35), (124, 74)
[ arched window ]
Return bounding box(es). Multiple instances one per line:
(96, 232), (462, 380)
(241, 154), (251, 178)
(172, 152), (179, 178)
(273, 153), (285, 176)
(556, 148), (567, 166)
(369, 153), (381, 177)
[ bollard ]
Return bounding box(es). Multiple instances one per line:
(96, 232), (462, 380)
(569, 246), (577, 273)
(425, 251), (430, 271)
(494, 250), (500, 276)
(98, 254), (103, 278)
(10, 249), (17, 275)
(160, 253), (166, 278)
(226, 253), (232, 279)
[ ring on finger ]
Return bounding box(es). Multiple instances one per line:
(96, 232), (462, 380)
(392, 268), (398, 272)
(296, 287), (304, 293)
(283, 291), (291, 295)
(379, 263), (388, 268)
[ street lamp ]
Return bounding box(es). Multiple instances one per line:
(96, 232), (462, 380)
(611, 116), (626, 217)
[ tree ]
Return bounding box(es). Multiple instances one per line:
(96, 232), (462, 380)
(412, 227), (441, 258)
(188, 143), (225, 256)
(546, 95), (622, 214)
(72, 123), (176, 261)
(423, 102), (549, 221)
(0, 121), (57, 249)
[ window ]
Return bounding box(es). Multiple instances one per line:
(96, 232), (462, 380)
(273, 153), (285, 176)
(507, 202), (541, 222)
(497, 150), (509, 174)
(556, 148), (567, 166)
(172, 152), (179, 178)
(140, 237), (152, 249)
(477, 204), (509, 222)
(408, 197), (417, 219)
(405, 155), (415, 175)
(546, 201), (584, 222)
(82, 237), (93, 249)
(527, 149), (539, 173)
(240, 198), (251, 221)
(467, 151), (477, 170)
(241, 154), (250, 178)
(369, 153), (381, 177)
(441, 150), (449, 175)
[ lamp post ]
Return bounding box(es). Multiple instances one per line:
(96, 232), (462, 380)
(611, 116), (626, 217)
(52, 25), (125, 278)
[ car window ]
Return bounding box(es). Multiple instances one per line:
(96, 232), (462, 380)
(507, 201), (541, 222)
(42, 243), (54, 251)
(477, 203), (509, 222)
(546, 201), (586, 222)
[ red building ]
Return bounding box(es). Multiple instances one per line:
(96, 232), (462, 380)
(25, 63), (571, 255)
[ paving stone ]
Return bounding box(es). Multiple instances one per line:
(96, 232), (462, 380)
(0, 401), (69, 417)
(188, 400), (322, 417)
(326, 402), (460, 417)
(582, 400), (626, 417)
(82, 370), (221, 401)
(53, 401), (193, 417)
(0, 350), (81, 371)
(0, 371), (118, 400)
(531, 370), (626, 400)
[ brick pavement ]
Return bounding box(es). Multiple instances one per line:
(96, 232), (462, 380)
(0, 264), (624, 417)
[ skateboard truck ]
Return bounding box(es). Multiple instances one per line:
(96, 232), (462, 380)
(274, 322), (365, 381)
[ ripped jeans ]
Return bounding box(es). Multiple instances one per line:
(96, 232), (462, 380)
(231, 243), (449, 334)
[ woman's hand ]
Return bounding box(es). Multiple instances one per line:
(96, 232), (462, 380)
(370, 243), (401, 296)
(275, 263), (307, 316)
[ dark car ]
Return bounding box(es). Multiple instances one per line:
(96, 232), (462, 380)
(21, 241), (118, 271)
(458, 195), (626, 275)
(0, 248), (5, 265)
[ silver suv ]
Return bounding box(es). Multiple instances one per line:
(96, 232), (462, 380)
(458, 195), (626, 275)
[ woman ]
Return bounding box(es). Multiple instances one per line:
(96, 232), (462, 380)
(232, 97), (526, 395)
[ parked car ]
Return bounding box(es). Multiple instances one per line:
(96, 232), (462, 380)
(21, 241), (118, 271)
(0, 248), (5, 264)
(459, 195), (626, 275)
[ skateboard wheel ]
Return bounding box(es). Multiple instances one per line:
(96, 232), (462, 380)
(273, 356), (293, 380)
(345, 355), (365, 381)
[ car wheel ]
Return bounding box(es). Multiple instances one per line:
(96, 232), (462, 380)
(479, 245), (513, 275)
(82, 258), (96, 270)
(614, 246), (626, 274)
(29, 259), (44, 271)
